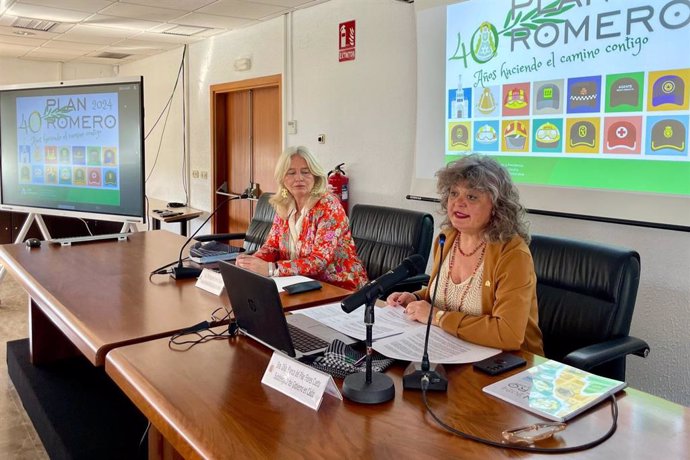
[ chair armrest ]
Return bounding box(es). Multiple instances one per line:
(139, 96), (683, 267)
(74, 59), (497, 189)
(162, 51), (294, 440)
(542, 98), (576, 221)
(194, 232), (246, 243)
(562, 336), (650, 372)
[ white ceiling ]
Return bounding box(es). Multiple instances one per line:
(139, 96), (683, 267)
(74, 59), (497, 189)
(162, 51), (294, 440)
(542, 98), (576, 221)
(0, 0), (326, 65)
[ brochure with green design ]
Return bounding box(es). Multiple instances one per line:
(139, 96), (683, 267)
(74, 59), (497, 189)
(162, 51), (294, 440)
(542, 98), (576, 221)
(482, 360), (626, 422)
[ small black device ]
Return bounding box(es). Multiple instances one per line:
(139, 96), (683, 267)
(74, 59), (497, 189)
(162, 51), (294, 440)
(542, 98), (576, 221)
(283, 280), (322, 295)
(25, 238), (41, 248)
(473, 352), (527, 376)
(167, 202), (185, 208)
(159, 211), (182, 218)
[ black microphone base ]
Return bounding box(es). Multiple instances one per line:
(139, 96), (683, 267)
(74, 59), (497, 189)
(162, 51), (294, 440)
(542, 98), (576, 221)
(342, 372), (395, 404)
(402, 362), (448, 391)
(170, 266), (202, 280)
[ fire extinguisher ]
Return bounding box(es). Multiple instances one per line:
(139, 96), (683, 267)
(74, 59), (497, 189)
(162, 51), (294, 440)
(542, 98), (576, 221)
(328, 163), (349, 214)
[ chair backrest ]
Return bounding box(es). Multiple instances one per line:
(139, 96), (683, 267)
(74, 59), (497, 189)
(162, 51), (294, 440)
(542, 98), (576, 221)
(243, 193), (275, 253)
(349, 204), (434, 281)
(529, 234), (641, 378)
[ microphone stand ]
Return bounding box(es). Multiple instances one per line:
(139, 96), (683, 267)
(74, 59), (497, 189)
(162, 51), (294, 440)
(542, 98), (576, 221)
(403, 235), (448, 391)
(170, 190), (246, 279)
(342, 287), (395, 404)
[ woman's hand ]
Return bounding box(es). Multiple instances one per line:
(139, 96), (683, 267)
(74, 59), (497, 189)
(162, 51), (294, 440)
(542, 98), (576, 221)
(235, 255), (270, 276)
(386, 292), (417, 308)
(403, 300), (435, 325)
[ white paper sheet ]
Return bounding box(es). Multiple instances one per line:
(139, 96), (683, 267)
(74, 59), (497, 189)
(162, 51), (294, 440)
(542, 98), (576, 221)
(296, 302), (405, 341)
(298, 302), (501, 363)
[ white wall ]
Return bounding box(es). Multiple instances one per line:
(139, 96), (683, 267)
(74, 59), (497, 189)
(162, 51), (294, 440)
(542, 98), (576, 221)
(119, 0), (689, 406)
(0, 57), (115, 85)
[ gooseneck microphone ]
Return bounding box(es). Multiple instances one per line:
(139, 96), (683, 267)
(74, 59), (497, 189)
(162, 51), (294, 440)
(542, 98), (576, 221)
(403, 233), (449, 391)
(170, 189), (248, 280)
(341, 254), (427, 313)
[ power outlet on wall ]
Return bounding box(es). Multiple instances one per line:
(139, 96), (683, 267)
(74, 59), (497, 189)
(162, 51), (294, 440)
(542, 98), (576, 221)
(317, 134), (326, 144)
(287, 120), (297, 134)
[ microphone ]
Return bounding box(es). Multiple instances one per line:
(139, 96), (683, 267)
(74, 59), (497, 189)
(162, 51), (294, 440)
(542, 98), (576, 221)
(403, 233), (449, 391)
(170, 191), (248, 280)
(341, 254), (427, 313)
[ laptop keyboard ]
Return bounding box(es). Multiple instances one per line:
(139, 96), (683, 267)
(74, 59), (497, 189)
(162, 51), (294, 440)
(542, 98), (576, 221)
(287, 323), (329, 353)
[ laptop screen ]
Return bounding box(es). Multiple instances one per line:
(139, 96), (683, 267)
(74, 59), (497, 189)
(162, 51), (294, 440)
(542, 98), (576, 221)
(218, 262), (297, 357)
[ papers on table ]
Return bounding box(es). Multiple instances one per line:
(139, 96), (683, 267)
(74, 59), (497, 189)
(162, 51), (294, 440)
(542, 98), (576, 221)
(297, 302), (500, 364)
(272, 275), (315, 292)
(297, 302), (404, 341)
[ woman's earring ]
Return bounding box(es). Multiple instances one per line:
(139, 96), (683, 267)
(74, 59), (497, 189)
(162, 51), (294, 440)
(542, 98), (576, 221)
(281, 188), (289, 198)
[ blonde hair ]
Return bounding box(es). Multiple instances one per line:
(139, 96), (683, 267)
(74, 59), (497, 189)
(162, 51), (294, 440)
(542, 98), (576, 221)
(269, 146), (328, 212)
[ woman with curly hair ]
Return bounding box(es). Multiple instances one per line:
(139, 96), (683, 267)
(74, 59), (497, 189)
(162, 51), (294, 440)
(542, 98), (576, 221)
(387, 154), (543, 354)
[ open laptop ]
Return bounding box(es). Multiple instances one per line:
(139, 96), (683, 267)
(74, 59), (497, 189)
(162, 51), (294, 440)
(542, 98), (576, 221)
(218, 261), (356, 359)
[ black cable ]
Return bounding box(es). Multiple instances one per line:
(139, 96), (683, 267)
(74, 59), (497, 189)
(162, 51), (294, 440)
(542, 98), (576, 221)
(144, 45), (186, 184)
(168, 325), (236, 351)
(148, 257), (190, 281)
(421, 378), (619, 453)
(181, 44), (189, 206)
(144, 46), (185, 140)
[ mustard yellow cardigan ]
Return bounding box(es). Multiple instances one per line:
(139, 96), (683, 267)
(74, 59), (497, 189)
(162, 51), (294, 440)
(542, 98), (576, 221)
(415, 229), (544, 355)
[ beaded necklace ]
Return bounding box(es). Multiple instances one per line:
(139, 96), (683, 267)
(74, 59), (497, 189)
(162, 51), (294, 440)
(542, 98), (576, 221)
(443, 235), (486, 313)
(458, 232), (486, 257)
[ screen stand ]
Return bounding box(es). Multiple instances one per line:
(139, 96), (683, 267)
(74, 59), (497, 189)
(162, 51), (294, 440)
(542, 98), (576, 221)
(0, 213), (53, 284)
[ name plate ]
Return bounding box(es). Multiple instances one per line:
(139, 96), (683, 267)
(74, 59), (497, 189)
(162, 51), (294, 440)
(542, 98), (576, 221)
(195, 268), (225, 296)
(261, 352), (342, 410)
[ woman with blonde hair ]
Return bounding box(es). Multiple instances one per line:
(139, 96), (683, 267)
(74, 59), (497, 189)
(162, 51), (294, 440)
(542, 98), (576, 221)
(236, 146), (368, 291)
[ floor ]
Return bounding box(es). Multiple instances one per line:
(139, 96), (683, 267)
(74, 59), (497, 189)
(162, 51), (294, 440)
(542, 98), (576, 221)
(0, 275), (49, 459)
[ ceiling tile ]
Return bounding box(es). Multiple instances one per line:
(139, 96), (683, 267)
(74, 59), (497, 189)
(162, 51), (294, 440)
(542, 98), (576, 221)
(40, 39), (105, 50)
(253, 0), (324, 7)
(84, 14), (163, 32)
(99, 3), (187, 22)
(173, 12), (254, 29)
(56, 23), (138, 44)
(0, 32), (46, 45)
(112, 37), (180, 50)
(15, 0), (113, 14)
(120, 0), (217, 11)
(0, 42), (35, 56)
(198, 0), (286, 20)
(26, 46), (88, 57)
(7, 3), (94, 22)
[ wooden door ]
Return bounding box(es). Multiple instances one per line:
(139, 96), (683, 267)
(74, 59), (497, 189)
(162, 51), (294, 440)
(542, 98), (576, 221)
(210, 75), (281, 234)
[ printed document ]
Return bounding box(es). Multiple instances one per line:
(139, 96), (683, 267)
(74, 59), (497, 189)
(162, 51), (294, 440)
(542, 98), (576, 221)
(297, 302), (500, 364)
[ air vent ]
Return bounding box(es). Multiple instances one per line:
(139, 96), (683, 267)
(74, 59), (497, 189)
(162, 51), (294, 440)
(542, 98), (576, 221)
(95, 52), (131, 60)
(12, 17), (59, 32)
(162, 25), (208, 37)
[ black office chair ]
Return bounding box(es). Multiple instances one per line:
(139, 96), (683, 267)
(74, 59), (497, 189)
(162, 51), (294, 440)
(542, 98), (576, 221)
(195, 192), (275, 253)
(349, 204), (434, 295)
(529, 234), (650, 381)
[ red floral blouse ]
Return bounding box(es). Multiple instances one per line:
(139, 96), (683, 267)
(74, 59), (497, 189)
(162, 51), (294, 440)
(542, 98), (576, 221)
(253, 193), (368, 291)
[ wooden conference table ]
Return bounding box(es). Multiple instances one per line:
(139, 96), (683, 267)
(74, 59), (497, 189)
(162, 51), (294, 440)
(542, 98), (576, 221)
(0, 229), (351, 367)
(107, 330), (690, 460)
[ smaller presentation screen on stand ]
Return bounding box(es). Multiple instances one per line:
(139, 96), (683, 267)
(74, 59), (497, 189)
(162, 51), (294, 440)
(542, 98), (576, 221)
(0, 76), (145, 222)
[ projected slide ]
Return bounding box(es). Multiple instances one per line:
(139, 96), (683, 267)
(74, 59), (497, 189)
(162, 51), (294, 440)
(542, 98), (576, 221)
(15, 93), (120, 205)
(445, 0), (690, 197)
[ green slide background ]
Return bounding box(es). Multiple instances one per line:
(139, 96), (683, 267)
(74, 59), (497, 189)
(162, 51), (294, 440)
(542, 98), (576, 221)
(445, 156), (690, 196)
